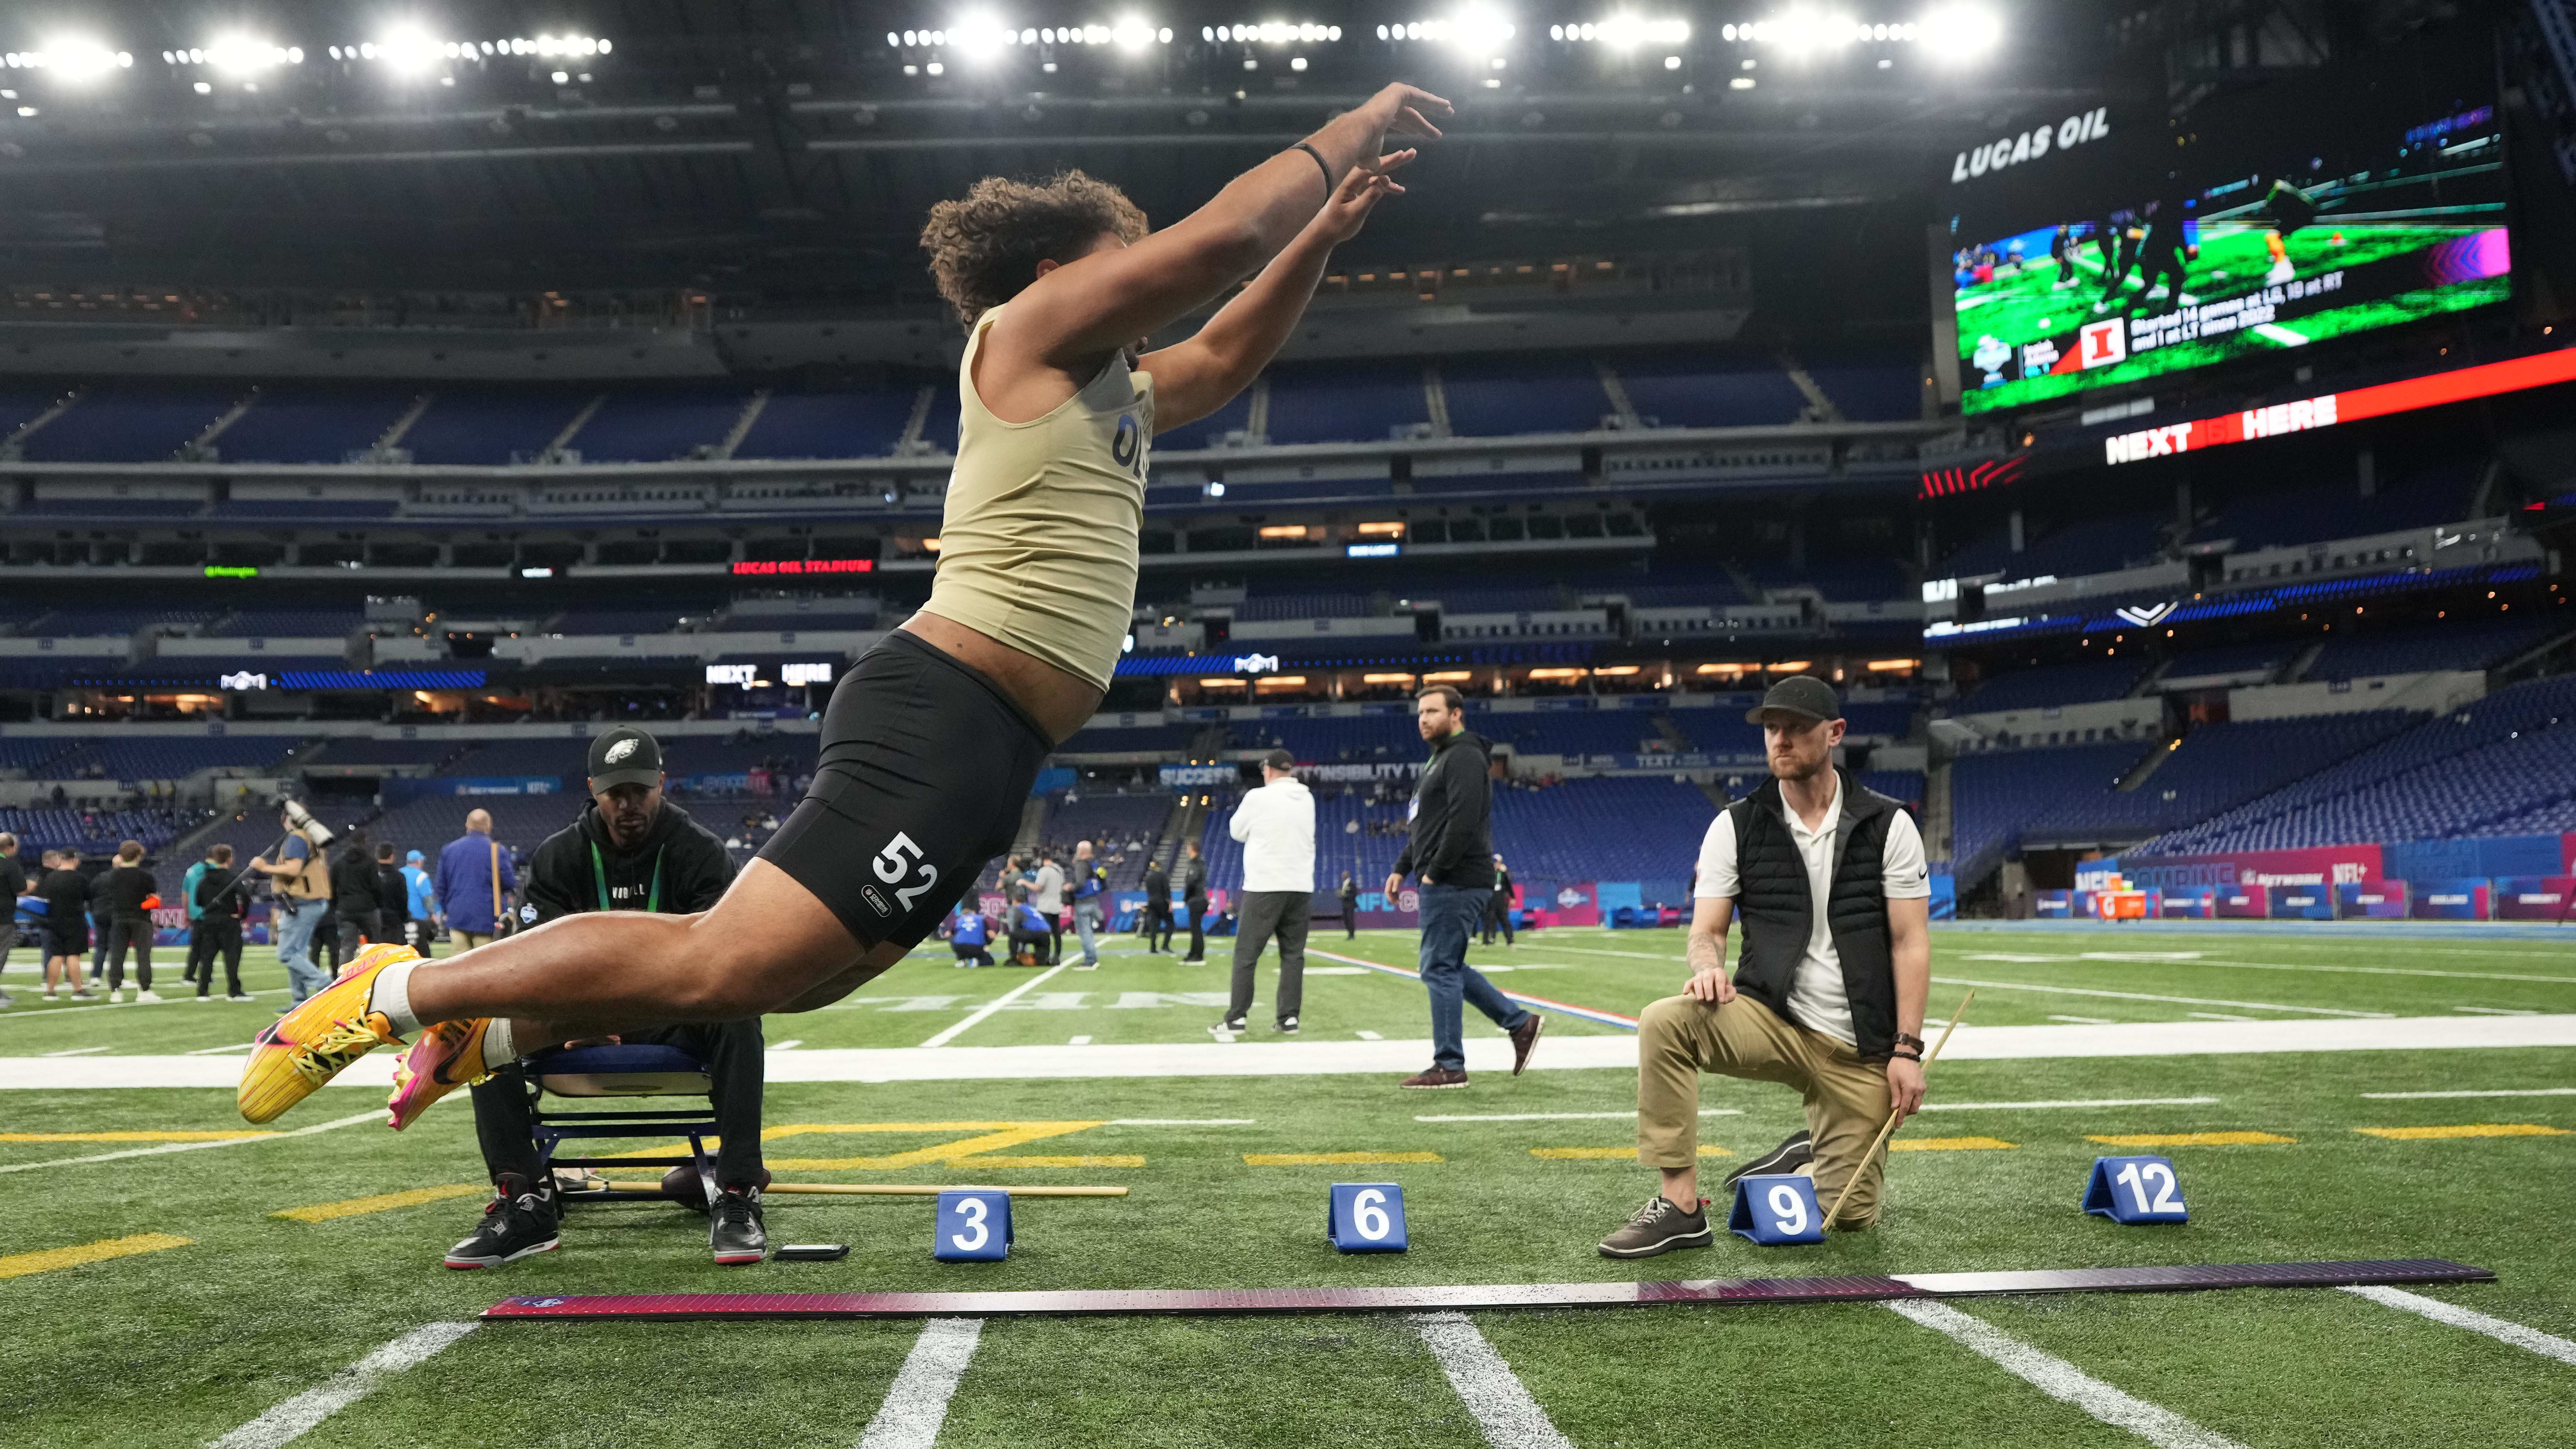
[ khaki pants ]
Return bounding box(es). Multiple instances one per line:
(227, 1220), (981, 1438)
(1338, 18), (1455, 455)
(1637, 992), (1892, 1228)
(455, 932), (496, 952)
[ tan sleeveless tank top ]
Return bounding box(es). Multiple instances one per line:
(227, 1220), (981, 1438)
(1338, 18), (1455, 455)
(923, 304), (1153, 692)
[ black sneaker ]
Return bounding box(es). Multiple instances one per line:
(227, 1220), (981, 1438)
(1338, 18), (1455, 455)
(711, 1184), (767, 1266)
(1275, 1016), (1299, 1035)
(1214, 1015), (1246, 1035)
(1597, 1195), (1714, 1259)
(444, 1175), (560, 1270)
(1723, 1128), (1814, 1188)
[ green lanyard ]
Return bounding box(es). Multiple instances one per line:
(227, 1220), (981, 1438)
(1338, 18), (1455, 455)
(590, 842), (664, 913)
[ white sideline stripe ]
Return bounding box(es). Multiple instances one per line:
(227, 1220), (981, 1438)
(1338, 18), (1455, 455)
(41, 1045), (112, 1056)
(2050, 1015), (2117, 1024)
(185, 1042), (260, 1055)
(2197, 958), (2576, 986)
(1417, 1109), (1742, 1122)
(919, 964), (1069, 1048)
(1885, 1300), (2247, 1449)
(856, 1318), (984, 1449)
(0, 988), (288, 1023)
(1933, 975), (2394, 1018)
(207, 1320), (478, 1449)
(2341, 1285), (2576, 1367)
(2453, 1007), (2539, 1015)
(1106, 1118), (1256, 1125)
(2362, 1086), (2576, 1099)
(11, 1015), (2574, 1089)
(769, 1039), (805, 1051)
(1413, 1312), (1575, 1449)
(1923, 1096), (2219, 1112)
(0, 1108), (380, 1174)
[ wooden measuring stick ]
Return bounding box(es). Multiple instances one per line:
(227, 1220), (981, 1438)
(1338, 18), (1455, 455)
(604, 1181), (1130, 1199)
(1821, 988), (1976, 1232)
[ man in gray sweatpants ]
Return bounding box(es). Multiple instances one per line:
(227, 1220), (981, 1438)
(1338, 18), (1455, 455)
(1219, 750), (1315, 1036)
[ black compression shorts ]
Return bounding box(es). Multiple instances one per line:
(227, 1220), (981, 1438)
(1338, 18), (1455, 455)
(758, 629), (1053, 951)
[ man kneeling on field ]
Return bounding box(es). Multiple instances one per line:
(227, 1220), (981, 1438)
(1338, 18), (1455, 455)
(446, 727), (769, 1270)
(1599, 678), (1933, 1258)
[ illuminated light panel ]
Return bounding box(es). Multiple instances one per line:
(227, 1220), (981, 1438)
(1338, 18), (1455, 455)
(8, 39), (134, 77)
(1205, 22), (1343, 42)
(1552, 15), (1690, 45)
(1379, 9), (1517, 50)
(2100, 348), (2576, 467)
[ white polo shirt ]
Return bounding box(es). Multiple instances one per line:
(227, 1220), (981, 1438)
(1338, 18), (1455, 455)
(1693, 773), (1930, 1046)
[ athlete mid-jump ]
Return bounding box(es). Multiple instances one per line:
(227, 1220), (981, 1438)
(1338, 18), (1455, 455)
(239, 84), (1449, 1127)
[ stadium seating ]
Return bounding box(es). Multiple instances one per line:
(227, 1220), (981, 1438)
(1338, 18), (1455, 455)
(731, 388), (920, 460)
(1234, 592), (1377, 622)
(1488, 777), (1717, 886)
(0, 805), (216, 857)
(1030, 791), (1174, 890)
(1938, 509), (2167, 581)
(1263, 362), (1429, 444)
(17, 386), (240, 464)
(2145, 675), (2576, 852)
(29, 607), (218, 638)
(0, 739), (84, 775)
(568, 387), (751, 463)
(1058, 720), (1205, 754)
(214, 388), (419, 464)
(2304, 620), (2553, 680)
(1231, 714), (1423, 762)
(545, 608), (690, 636)
(212, 610), (362, 639)
(1152, 388), (1254, 451)
(304, 738), (475, 768)
(1860, 770), (1927, 808)
(399, 389), (591, 465)
(1441, 356), (1614, 437)
(1802, 357), (1923, 422)
(1613, 351), (1806, 428)
(42, 737), (303, 781)
(1485, 712), (1673, 759)
(2189, 463), (2475, 551)
(2158, 640), (2295, 683)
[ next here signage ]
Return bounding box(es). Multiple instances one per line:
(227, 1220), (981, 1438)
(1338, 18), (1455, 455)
(2098, 346), (2576, 468)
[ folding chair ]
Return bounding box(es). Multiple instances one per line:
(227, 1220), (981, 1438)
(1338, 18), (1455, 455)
(515, 1043), (720, 1207)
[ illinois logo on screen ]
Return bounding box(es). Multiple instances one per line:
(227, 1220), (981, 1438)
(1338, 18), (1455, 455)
(2075, 318), (2128, 370)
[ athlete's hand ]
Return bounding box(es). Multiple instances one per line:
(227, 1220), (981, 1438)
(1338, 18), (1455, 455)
(1683, 966), (1734, 1004)
(1313, 153), (1413, 244)
(1885, 1055), (1926, 1125)
(1364, 83), (1450, 146)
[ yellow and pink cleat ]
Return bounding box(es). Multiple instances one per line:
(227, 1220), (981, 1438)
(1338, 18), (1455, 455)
(237, 943), (419, 1124)
(386, 1016), (497, 1131)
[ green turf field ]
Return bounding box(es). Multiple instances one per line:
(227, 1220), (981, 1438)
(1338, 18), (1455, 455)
(1955, 220), (2507, 414)
(5, 925), (2572, 1446)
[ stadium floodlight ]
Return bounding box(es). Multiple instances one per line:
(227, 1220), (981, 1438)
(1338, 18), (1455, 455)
(947, 13), (1015, 58)
(1762, 8), (1858, 55)
(1108, 15), (1162, 49)
(203, 36), (295, 74)
(1589, 14), (1691, 48)
(1918, 4), (2000, 61)
(19, 38), (133, 80)
(369, 25), (444, 74)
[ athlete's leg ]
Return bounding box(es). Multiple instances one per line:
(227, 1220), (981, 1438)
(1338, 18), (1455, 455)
(407, 861), (863, 1033)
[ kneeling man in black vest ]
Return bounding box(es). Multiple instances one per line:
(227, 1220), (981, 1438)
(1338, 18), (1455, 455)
(1600, 676), (1932, 1257)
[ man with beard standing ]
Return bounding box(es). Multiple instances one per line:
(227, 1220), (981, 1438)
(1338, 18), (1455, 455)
(1384, 687), (1541, 1089)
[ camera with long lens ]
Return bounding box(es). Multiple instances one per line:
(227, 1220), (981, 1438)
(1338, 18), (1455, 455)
(276, 793), (336, 848)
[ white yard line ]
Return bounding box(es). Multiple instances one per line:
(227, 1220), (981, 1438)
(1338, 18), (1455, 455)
(2195, 958), (2576, 986)
(1417, 1109), (1743, 1123)
(40, 1045), (113, 1057)
(1355, 1030), (1383, 1040)
(14, 1015), (2573, 1089)
(856, 1318), (985, 1449)
(1067, 1035), (1092, 1046)
(0, 1108), (380, 1175)
(1413, 1312), (1575, 1449)
(207, 1321), (478, 1449)
(1923, 1096), (2220, 1112)
(1885, 1300), (2248, 1449)
(185, 1042), (260, 1055)
(0, 988), (288, 1023)
(1106, 1118), (1255, 1125)
(1932, 975), (2394, 1019)
(2340, 1285), (2576, 1367)
(2187, 1012), (2258, 1022)
(768, 1039), (804, 1051)
(2050, 1015), (2117, 1024)
(2362, 1086), (2576, 1100)
(2453, 1007), (2539, 1016)
(918, 965), (1069, 1048)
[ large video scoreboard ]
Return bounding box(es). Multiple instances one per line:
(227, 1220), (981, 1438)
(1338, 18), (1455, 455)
(1940, 36), (2511, 417)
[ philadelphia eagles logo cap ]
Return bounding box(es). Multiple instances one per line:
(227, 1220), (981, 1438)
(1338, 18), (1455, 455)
(587, 726), (665, 789)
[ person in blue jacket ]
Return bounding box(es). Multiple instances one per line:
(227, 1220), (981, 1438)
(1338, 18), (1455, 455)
(1069, 839), (1109, 970)
(948, 903), (993, 968)
(400, 849), (441, 957)
(434, 809), (518, 950)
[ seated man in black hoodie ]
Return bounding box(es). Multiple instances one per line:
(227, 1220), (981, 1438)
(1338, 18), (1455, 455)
(439, 727), (769, 1271)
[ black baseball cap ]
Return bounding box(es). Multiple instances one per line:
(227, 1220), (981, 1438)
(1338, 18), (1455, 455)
(1261, 748), (1296, 772)
(1745, 676), (1842, 726)
(587, 726), (665, 789)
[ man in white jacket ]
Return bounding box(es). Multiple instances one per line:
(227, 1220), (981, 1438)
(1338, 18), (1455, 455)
(1220, 749), (1315, 1035)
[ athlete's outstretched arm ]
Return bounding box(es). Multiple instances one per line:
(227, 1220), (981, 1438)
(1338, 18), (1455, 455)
(1144, 159), (1410, 432)
(1000, 83), (1447, 369)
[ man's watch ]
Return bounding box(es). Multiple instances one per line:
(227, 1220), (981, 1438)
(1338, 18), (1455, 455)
(1893, 1031), (1927, 1053)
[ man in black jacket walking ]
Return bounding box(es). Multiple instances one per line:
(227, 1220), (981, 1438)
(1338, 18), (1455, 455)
(438, 726), (770, 1270)
(1178, 839), (1209, 964)
(1383, 687), (1541, 1089)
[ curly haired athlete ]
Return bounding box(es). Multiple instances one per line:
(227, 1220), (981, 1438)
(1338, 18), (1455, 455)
(237, 83), (1449, 1129)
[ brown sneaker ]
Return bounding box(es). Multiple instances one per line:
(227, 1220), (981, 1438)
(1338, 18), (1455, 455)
(1399, 1066), (1469, 1089)
(1598, 1195), (1714, 1259)
(1508, 1013), (1544, 1075)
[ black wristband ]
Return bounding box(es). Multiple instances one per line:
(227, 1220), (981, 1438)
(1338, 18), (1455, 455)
(1890, 1051), (1923, 1063)
(1292, 142), (1334, 197)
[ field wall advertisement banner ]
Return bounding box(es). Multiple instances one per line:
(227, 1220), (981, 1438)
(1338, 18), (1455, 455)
(2077, 832), (2576, 921)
